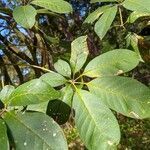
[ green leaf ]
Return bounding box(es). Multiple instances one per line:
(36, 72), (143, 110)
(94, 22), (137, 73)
(3, 111), (68, 150)
(0, 85), (15, 103)
(94, 5), (117, 39)
(37, 9), (61, 17)
(73, 89), (120, 149)
(87, 76), (150, 119)
(60, 85), (74, 107)
(122, 0), (150, 13)
(84, 49), (140, 78)
(44, 34), (60, 44)
(91, 0), (117, 3)
(13, 5), (37, 29)
(27, 101), (48, 113)
(54, 59), (71, 78)
(40, 72), (67, 87)
(0, 119), (9, 150)
(127, 11), (150, 23)
(31, 0), (72, 14)
(70, 36), (89, 74)
(9, 79), (60, 106)
(84, 5), (111, 24)
(126, 33), (143, 61)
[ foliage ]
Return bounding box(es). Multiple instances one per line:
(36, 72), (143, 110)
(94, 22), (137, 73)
(0, 35), (150, 149)
(0, 0), (150, 149)
(13, 5), (37, 29)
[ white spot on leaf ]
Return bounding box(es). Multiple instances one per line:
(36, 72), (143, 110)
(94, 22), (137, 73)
(107, 141), (114, 145)
(24, 142), (27, 146)
(115, 70), (124, 75)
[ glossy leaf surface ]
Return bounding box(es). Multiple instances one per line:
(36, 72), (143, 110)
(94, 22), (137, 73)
(94, 5), (117, 39)
(73, 89), (120, 149)
(88, 76), (150, 119)
(40, 72), (67, 87)
(122, 0), (150, 13)
(0, 119), (9, 150)
(128, 11), (150, 23)
(84, 49), (139, 77)
(54, 59), (71, 78)
(4, 111), (68, 150)
(60, 85), (74, 107)
(31, 0), (72, 14)
(0, 85), (15, 104)
(13, 5), (37, 28)
(9, 79), (60, 106)
(84, 5), (110, 24)
(70, 36), (89, 74)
